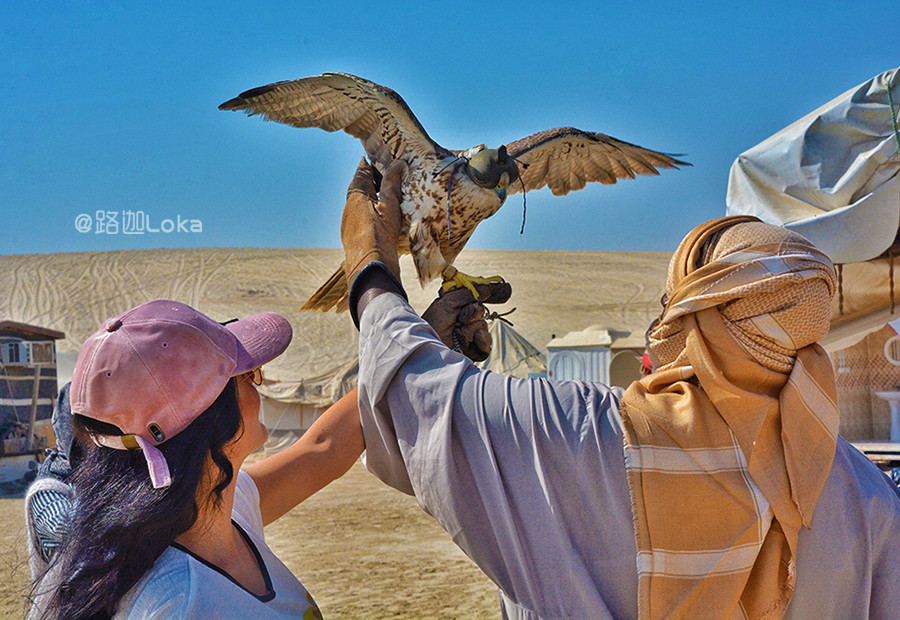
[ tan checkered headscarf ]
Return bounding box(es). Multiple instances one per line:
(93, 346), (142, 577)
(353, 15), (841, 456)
(621, 216), (839, 619)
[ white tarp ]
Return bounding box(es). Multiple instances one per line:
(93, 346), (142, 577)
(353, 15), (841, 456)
(727, 67), (900, 264)
(476, 319), (546, 378)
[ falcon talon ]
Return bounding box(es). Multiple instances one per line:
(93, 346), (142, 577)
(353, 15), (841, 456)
(440, 265), (505, 299)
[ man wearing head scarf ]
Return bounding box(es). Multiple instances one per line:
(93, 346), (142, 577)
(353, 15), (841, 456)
(341, 157), (900, 619)
(622, 216), (845, 618)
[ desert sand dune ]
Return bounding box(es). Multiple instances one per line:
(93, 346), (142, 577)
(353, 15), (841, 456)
(1, 248), (670, 393)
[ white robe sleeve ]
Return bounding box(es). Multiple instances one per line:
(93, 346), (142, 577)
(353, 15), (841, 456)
(356, 293), (638, 619)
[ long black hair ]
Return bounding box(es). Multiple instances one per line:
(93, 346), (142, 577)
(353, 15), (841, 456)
(34, 379), (244, 620)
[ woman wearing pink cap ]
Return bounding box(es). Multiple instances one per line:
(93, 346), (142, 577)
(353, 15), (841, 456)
(29, 300), (362, 619)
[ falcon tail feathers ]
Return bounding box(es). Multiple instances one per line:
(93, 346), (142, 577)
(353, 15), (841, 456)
(301, 266), (350, 313)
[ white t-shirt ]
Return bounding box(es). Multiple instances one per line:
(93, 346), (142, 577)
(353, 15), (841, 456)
(114, 470), (320, 619)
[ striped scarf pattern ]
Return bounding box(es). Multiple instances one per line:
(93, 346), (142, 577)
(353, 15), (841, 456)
(621, 216), (839, 619)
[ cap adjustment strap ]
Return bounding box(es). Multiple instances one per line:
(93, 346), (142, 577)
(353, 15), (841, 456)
(90, 432), (173, 489)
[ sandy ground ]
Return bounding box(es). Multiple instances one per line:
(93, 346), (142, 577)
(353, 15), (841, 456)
(0, 461), (499, 619)
(0, 493), (31, 619)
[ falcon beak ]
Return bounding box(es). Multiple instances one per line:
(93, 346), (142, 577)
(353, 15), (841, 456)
(495, 172), (509, 203)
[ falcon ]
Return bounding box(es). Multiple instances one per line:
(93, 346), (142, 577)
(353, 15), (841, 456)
(219, 73), (688, 311)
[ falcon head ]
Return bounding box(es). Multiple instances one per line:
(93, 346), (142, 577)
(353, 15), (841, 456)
(465, 145), (521, 203)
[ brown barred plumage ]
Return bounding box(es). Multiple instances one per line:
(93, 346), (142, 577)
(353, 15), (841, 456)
(220, 73), (689, 312)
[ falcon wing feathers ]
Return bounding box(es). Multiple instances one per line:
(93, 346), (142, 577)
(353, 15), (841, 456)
(219, 73), (451, 168)
(505, 127), (689, 196)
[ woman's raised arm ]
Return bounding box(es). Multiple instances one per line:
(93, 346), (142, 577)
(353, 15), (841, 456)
(243, 388), (364, 525)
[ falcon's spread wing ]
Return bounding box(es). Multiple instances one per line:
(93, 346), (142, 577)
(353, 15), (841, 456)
(218, 73), (451, 167)
(505, 127), (688, 196)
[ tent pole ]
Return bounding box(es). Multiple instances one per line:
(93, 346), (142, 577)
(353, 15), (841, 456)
(890, 249), (895, 315)
(27, 364), (41, 452)
(837, 265), (844, 316)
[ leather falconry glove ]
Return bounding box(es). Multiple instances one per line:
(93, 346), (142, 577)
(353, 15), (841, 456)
(341, 157), (408, 287)
(422, 281), (512, 362)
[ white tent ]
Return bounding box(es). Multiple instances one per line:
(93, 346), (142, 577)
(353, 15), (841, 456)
(727, 67), (900, 266)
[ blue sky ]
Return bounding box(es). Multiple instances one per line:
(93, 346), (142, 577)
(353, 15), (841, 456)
(2, 2), (896, 255)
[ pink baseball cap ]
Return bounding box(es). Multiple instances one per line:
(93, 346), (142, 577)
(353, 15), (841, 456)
(70, 300), (292, 488)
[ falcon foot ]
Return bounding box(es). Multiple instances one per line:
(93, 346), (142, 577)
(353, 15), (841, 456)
(440, 264), (505, 298)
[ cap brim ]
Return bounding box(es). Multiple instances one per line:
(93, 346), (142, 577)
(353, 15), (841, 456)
(225, 312), (292, 375)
